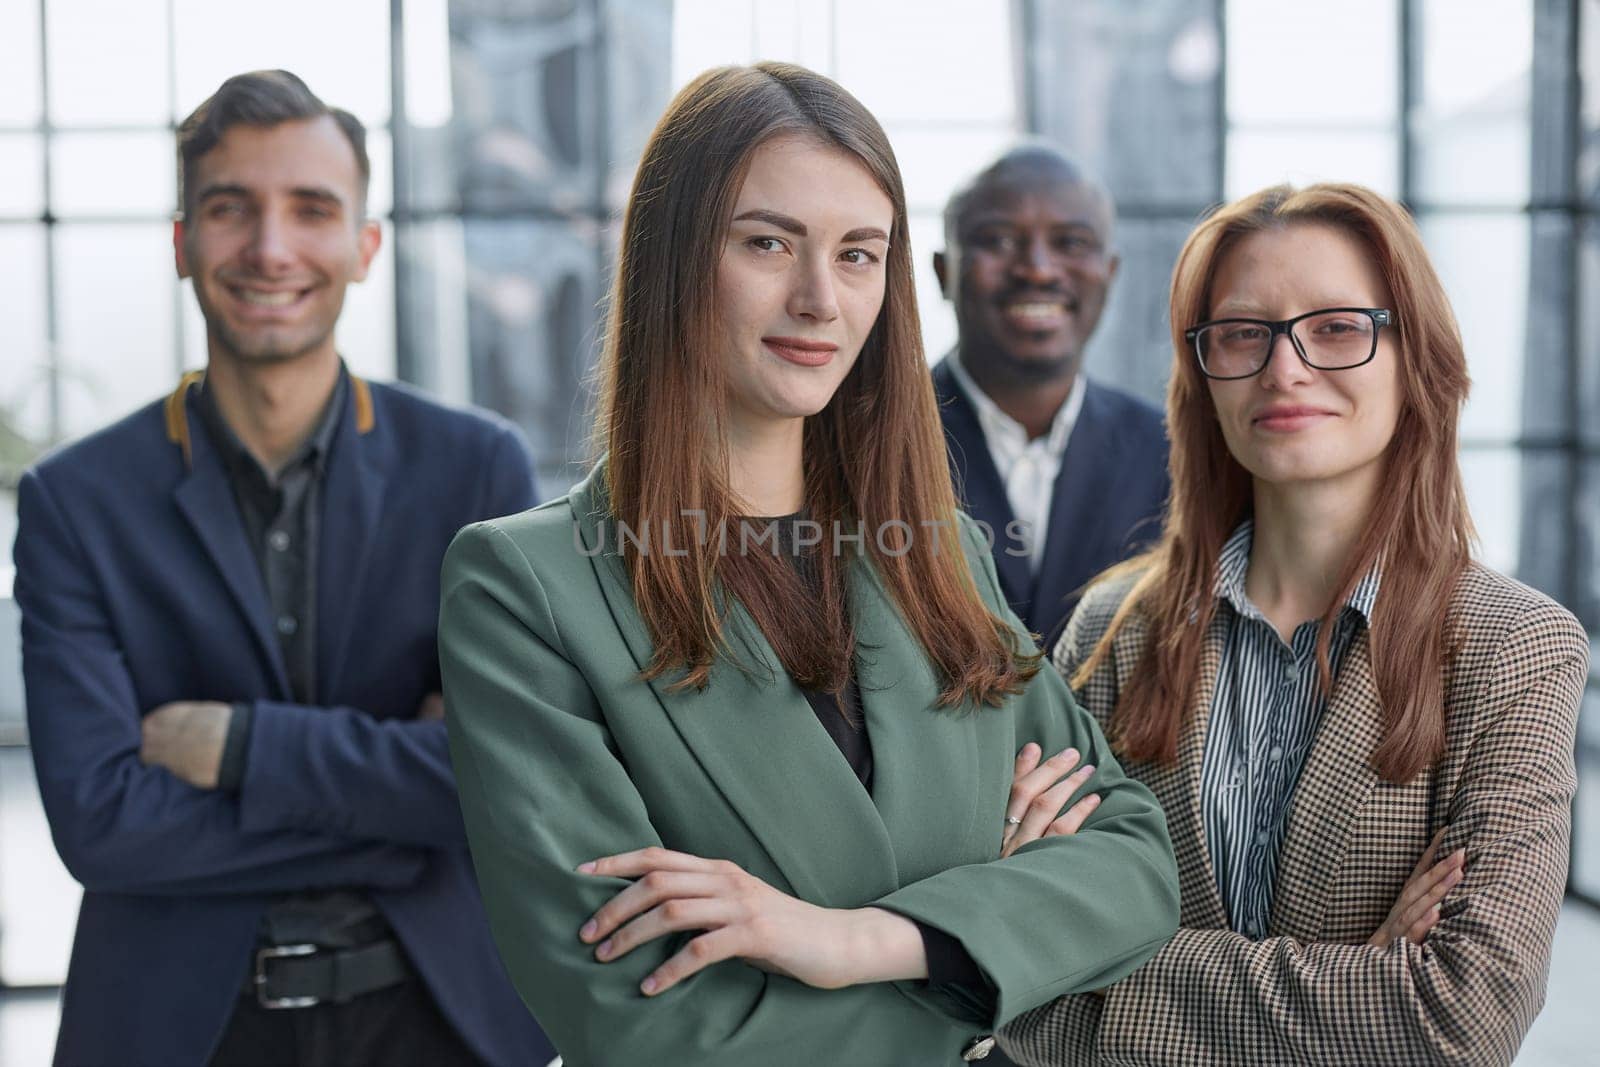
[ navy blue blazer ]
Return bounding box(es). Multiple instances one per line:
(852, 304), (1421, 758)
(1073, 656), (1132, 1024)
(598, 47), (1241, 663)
(932, 358), (1169, 651)
(13, 372), (555, 1067)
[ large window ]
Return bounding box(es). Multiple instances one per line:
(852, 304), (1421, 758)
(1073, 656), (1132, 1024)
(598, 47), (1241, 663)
(671, 0), (1022, 362)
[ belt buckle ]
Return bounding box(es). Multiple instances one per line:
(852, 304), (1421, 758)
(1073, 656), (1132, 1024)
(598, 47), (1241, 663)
(255, 943), (321, 1010)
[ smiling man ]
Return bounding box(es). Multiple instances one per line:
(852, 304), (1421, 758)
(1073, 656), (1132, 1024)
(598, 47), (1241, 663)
(13, 71), (552, 1066)
(933, 144), (1170, 651)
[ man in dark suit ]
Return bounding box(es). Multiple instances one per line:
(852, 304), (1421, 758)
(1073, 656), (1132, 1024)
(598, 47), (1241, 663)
(12, 70), (554, 1066)
(933, 144), (1169, 651)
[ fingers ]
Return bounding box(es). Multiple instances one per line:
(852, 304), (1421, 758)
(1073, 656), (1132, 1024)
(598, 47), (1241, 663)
(1046, 793), (1102, 837)
(595, 895), (736, 964)
(1396, 850), (1464, 917)
(1398, 850), (1465, 941)
(1408, 827), (1447, 881)
(1003, 744), (1043, 846)
(579, 868), (732, 946)
(1004, 759), (1096, 856)
(1006, 746), (1084, 823)
(579, 846), (723, 879)
(1370, 847), (1466, 947)
(641, 927), (744, 996)
(416, 692), (446, 721)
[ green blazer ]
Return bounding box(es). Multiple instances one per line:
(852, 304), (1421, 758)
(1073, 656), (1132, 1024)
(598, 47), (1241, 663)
(439, 464), (1179, 1067)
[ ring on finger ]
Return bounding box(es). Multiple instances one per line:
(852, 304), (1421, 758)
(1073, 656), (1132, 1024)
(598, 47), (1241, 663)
(1004, 815), (1022, 826)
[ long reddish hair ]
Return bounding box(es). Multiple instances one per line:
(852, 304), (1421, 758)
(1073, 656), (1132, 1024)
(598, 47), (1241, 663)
(594, 63), (1038, 705)
(1077, 183), (1474, 783)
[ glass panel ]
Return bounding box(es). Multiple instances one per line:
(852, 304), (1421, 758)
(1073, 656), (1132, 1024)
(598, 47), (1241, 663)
(1023, 1), (1221, 209)
(0, 749), (79, 986)
(1574, 706), (1600, 900)
(0, 135), (45, 217)
(46, 0), (171, 126)
(1410, 0), (1532, 207)
(1416, 213), (1528, 445)
(1226, 0), (1398, 125)
(50, 131), (176, 217)
(394, 218), (471, 402)
(402, 0), (454, 128)
(180, 277), (207, 374)
(1582, 0), (1600, 204)
(463, 217), (602, 492)
(365, 128), (393, 220)
(1580, 216), (1600, 450)
(53, 223), (177, 440)
(909, 212), (953, 364)
(887, 126), (1027, 215)
(0, 226), (52, 446)
(0, 0), (43, 126)
(1225, 129), (1400, 199)
(835, 0), (1014, 125)
(336, 220), (396, 382)
(671, 0), (758, 86)
(1581, 458), (1600, 635)
(1083, 215), (1190, 409)
(172, 0), (390, 127)
(1459, 447), (1520, 576)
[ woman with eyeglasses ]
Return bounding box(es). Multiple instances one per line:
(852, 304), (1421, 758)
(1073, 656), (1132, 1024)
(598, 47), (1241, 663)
(999, 183), (1587, 1067)
(437, 63), (1180, 1066)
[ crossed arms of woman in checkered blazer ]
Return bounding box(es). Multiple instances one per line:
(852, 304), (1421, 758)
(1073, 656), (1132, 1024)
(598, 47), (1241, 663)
(997, 183), (1589, 1067)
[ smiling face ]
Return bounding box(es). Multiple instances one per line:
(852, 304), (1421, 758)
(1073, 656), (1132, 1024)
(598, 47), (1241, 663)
(175, 115), (380, 369)
(938, 171), (1118, 384)
(713, 135), (893, 434)
(1204, 222), (1403, 493)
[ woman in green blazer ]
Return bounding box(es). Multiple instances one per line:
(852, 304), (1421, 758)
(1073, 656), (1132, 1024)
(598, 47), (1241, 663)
(438, 62), (1180, 1067)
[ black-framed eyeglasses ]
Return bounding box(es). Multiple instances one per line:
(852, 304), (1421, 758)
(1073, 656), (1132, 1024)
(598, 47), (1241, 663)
(1184, 307), (1394, 381)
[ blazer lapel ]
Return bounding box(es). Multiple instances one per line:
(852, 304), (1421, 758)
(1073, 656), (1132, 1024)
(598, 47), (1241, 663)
(1117, 611), (1229, 929)
(572, 470), (899, 907)
(315, 384), (387, 701)
(1268, 628), (1382, 941)
(846, 556), (982, 883)
(1032, 386), (1118, 641)
(932, 360), (1033, 621)
(172, 414), (292, 699)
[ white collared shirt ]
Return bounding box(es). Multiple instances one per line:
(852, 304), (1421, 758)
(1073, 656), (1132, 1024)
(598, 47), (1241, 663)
(947, 353), (1086, 574)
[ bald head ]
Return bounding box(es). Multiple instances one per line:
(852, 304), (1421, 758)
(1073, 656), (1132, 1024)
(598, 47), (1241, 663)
(944, 145), (1115, 249)
(935, 143), (1121, 389)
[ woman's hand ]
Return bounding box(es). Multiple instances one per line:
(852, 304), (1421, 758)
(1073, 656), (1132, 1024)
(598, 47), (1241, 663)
(1002, 742), (1100, 858)
(1368, 828), (1465, 948)
(578, 848), (926, 995)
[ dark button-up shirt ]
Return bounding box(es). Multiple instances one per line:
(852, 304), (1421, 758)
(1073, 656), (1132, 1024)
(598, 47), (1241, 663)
(197, 374), (343, 718)
(758, 515), (987, 1004)
(1200, 521), (1381, 939)
(194, 372), (388, 949)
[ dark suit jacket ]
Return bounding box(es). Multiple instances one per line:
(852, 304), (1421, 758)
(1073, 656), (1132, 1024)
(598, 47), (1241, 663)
(932, 358), (1168, 650)
(13, 372), (555, 1067)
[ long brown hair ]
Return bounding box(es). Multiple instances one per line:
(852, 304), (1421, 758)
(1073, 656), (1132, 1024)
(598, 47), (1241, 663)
(594, 62), (1038, 706)
(1078, 183), (1474, 782)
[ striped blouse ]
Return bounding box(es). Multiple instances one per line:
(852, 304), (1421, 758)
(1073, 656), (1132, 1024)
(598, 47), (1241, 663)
(1200, 521), (1381, 939)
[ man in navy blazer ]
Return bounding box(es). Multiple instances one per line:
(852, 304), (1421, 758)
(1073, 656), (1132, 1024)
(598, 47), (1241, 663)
(933, 145), (1169, 652)
(13, 71), (553, 1066)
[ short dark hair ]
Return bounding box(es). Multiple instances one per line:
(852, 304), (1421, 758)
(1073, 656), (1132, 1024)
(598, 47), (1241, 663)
(176, 69), (370, 215)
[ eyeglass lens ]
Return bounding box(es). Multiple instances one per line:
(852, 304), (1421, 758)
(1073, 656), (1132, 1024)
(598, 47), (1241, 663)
(1197, 311), (1376, 377)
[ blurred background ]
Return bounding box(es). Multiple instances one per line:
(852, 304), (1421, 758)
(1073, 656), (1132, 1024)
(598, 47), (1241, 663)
(0, 0), (1596, 1061)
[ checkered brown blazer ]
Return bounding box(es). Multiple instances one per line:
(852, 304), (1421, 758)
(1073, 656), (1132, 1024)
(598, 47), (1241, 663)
(1000, 562), (1588, 1067)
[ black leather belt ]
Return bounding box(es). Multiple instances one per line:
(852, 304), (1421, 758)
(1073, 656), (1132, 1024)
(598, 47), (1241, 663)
(245, 939), (410, 1009)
